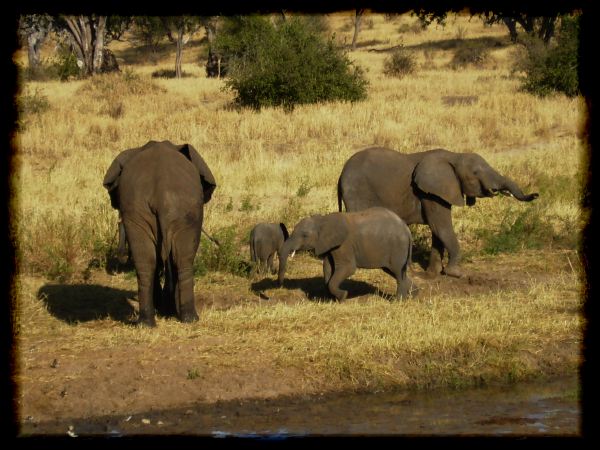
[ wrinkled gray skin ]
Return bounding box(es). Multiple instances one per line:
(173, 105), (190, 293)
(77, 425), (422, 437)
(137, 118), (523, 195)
(338, 147), (539, 278)
(278, 207), (414, 301)
(103, 140), (217, 327)
(249, 222), (289, 275)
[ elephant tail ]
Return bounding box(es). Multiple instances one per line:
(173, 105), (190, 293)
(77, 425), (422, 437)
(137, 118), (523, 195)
(249, 236), (257, 263)
(337, 176), (344, 212)
(405, 225), (413, 274)
(158, 215), (172, 268)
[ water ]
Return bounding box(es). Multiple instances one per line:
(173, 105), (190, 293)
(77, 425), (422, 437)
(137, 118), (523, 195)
(19, 376), (580, 437)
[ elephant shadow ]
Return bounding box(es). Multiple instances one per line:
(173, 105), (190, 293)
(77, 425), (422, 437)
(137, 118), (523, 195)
(251, 276), (379, 301)
(37, 283), (137, 324)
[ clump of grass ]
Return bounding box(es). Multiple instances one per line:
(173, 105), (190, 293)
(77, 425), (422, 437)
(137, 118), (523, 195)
(450, 43), (491, 69)
(383, 46), (417, 78)
(151, 69), (193, 79)
(477, 205), (575, 255)
(16, 87), (50, 130)
(77, 70), (165, 99)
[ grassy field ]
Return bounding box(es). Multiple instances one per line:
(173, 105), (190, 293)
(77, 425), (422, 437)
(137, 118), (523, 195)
(12, 12), (586, 424)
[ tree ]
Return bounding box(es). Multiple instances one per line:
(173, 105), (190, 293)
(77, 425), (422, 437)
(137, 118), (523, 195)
(351, 9), (365, 50)
(160, 16), (203, 78)
(481, 12), (559, 44)
(18, 14), (53, 70)
(215, 16), (368, 110)
(202, 16), (226, 78)
(414, 8), (563, 44)
(60, 15), (108, 76)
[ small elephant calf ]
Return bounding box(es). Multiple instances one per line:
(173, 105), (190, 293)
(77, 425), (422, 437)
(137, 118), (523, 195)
(249, 222), (289, 275)
(278, 207), (415, 301)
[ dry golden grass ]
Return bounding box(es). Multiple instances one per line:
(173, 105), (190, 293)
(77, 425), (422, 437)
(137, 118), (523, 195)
(12, 12), (586, 398)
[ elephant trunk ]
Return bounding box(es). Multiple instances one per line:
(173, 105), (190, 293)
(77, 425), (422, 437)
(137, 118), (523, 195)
(277, 239), (298, 286)
(498, 177), (539, 202)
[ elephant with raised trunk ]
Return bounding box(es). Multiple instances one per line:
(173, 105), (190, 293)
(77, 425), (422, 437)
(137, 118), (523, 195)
(249, 222), (289, 275)
(103, 140), (217, 327)
(337, 147), (539, 278)
(278, 207), (415, 301)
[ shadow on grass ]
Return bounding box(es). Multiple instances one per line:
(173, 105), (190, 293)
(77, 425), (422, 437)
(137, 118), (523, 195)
(369, 35), (510, 53)
(251, 276), (379, 301)
(112, 37), (207, 66)
(37, 283), (136, 324)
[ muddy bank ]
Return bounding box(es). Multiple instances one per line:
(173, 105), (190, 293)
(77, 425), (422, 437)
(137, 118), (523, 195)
(19, 375), (579, 437)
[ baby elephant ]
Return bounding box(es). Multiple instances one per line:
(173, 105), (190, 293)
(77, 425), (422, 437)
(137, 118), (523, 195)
(249, 222), (289, 275)
(278, 207), (415, 301)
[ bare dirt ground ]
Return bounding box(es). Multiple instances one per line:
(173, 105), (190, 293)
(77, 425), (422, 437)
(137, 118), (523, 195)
(14, 249), (582, 436)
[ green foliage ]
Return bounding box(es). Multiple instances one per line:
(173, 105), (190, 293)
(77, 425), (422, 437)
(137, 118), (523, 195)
(477, 205), (576, 255)
(49, 44), (82, 81)
(383, 46), (417, 78)
(296, 176), (313, 197)
(216, 15), (368, 110)
(194, 226), (249, 277)
(515, 15), (580, 97)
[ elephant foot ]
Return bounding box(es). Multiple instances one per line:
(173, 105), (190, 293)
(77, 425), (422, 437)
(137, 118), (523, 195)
(443, 266), (463, 278)
(136, 317), (156, 328)
(180, 311), (199, 323)
(334, 290), (348, 302)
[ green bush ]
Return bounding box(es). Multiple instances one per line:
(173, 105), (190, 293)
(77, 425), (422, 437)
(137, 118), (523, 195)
(515, 14), (580, 97)
(49, 44), (82, 81)
(383, 46), (417, 78)
(215, 15), (368, 110)
(194, 226), (250, 277)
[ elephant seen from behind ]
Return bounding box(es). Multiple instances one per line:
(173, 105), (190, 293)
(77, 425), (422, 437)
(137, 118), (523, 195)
(337, 147), (539, 278)
(249, 222), (289, 275)
(103, 140), (217, 327)
(278, 207), (415, 301)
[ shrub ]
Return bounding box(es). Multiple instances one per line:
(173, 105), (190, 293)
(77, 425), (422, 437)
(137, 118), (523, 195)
(194, 226), (249, 277)
(450, 43), (490, 69)
(515, 14), (580, 97)
(215, 15), (368, 110)
(383, 46), (417, 78)
(16, 88), (50, 130)
(49, 44), (82, 81)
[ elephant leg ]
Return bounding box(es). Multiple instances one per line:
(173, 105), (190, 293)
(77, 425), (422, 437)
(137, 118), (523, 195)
(323, 255), (333, 285)
(327, 259), (356, 301)
(422, 200), (462, 277)
(383, 263), (413, 300)
(160, 257), (177, 317)
(427, 234), (444, 276)
(172, 230), (200, 323)
(267, 253), (276, 275)
(124, 222), (157, 327)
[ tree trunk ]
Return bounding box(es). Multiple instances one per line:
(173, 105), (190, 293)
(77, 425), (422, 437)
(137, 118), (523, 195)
(502, 17), (518, 43)
(351, 9), (364, 50)
(92, 16), (106, 74)
(63, 15), (107, 76)
(175, 26), (184, 78)
(27, 32), (42, 68)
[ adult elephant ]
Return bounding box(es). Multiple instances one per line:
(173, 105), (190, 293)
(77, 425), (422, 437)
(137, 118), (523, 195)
(337, 147), (538, 278)
(103, 140), (216, 327)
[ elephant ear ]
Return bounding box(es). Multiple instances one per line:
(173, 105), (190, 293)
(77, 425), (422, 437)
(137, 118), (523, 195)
(315, 214), (349, 257)
(178, 143), (217, 204)
(413, 155), (465, 206)
(279, 223), (289, 241)
(102, 147), (145, 210)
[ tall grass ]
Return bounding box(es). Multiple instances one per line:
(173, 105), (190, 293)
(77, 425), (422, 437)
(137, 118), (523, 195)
(12, 12), (586, 283)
